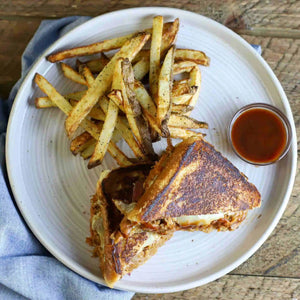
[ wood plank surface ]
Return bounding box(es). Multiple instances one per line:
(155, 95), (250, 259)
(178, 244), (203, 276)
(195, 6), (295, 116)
(0, 1), (299, 298)
(133, 275), (300, 300)
(0, 0), (299, 35)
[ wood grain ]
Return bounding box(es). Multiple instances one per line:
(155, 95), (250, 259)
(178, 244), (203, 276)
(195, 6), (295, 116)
(0, 1), (299, 34)
(133, 275), (300, 300)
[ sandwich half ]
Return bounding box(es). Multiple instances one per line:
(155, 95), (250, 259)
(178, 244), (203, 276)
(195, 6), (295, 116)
(115, 137), (261, 233)
(86, 164), (173, 288)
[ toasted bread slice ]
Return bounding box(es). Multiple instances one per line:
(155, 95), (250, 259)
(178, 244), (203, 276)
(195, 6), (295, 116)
(127, 137), (261, 224)
(86, 165), (173, 288)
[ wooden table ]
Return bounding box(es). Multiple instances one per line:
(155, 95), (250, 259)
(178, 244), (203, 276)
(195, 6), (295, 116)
(1, 1), (299, 299)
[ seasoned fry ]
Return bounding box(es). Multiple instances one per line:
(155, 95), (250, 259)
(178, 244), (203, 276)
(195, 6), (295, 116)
(186, 66), (201, 114)
(173, 61), (198, 75)
(61, 63), (87, 85)
(35, 90), (87, 108)
(172, 79), (190, 97)
(65, 32), (150, 138)
(168, 114), (208, 129)
(99, 96), (145, 159)
(88, 95), (119, 168)
(171, 104), (193, 114)
(80, 65), (95, 87)
(68, 99), (106, 122)
(168, 126), (204, 139)
(80, 54), (110, 73)
(157, 46), (175, 136)
(122, 59), (156, 160)
(88, 59), (122, 168)
(34, 73), (131, 167)
(80, 141), (96, 160)
(70, 132), (95, 155)
(47, 22), (176, 63)
(149, 16), (163, 100)
(133, 80), (156, 117)
(133, 58), (149, 81)
(107, 90), (124, 112)
(172, 93), (193, 105)
(175, 49), (210, 66)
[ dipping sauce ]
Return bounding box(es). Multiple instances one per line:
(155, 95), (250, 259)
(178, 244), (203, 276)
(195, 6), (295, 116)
(231, 107), (288, 164)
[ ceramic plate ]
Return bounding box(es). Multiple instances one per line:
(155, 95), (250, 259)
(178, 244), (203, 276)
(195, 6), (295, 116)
(6, 7), (297, 293)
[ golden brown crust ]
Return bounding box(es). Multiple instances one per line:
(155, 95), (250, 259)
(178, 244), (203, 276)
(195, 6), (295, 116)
(86, 167), (173, 288)
(128, 137), (261, 222)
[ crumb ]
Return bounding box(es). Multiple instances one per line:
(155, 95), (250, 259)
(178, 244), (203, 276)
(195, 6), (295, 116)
(257, 214), (262, 219)
(191, 239), (194, 242)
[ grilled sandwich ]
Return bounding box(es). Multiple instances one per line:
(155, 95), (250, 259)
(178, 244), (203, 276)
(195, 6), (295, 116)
(86, 165), (173, 288)
(115, 137), (261, 233)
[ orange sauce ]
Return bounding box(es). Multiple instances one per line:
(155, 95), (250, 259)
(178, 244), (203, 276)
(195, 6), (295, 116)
(231, 108), (287, 164)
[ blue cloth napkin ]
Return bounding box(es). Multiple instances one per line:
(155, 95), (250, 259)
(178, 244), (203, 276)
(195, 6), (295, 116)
(0, 15), (261, 300)
(0, 16), (134, 300)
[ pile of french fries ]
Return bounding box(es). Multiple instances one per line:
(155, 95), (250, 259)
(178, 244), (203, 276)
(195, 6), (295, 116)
(35, 16), (210, 168)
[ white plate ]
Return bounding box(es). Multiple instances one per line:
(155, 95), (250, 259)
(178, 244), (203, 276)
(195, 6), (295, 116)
(6, 7), (297, 293)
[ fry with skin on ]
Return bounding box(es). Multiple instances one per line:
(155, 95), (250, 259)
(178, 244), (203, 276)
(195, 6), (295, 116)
(65, 32), (150, 138)
(35, 90), (87, 108)
(173, 61), (198, 75)
(185, 66), (201, 115)
(157, 46), (175, 136)
(99, 96), (145, 159)
(34, 73), (132, 167)
(47, 22), (176, 63)
(171, 104), (193, 114)
(149, 16), (163, 101)
(88, 60), (121, 168)
(172, 79), (190, 97)
(79, 65), (95, 87)
(80, 142), (96, 160)
(61, 63), (87, 85)
(175, 49), (210, 66)
(70, 132), (95, 155)
(168, 114), (208, 129)
(121, 59), (156, 160)
(168, 126), (204, 139)
(77, 54), (110, 73)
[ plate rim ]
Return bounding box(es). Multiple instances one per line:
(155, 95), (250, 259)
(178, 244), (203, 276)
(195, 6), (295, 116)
(5, 6), (298, 294)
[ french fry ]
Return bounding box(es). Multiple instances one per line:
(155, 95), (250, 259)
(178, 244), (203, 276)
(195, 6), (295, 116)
(121, 59), (156, 160)
(88, 60), (122, 168)
(79, 54), (110, 73)
(65, 32), (150, 138)
(168, 114), (208, 129)
(149, 16), (163, 100)
(186, 66), (201, 114)
(107, 90), (124, 113)
(88, 96), (119, 168)
(172, 79), (190, 97)
(68, 99), (106, 122)
(70, 132), (95, 155)
(133, 58), (149, 81)
(99, 96), (145, 159)
(172, 93), (193, 105)
(80, 141), (96, 159)
(79, 65), (95, 87)
(133, 80), (156, 117)
(171, 104), (193, 114)
(35, 90), (87, 108)
(173, 61), (198, 75)
(175, 49), (210, 66)
(61, 63), (87, 85)
(168, 126), (204, 139)
(157, 46), (175, 136)
(47, 22), (176, 63)
(34, 73), (132, 167)
(132, 18), (179, 79)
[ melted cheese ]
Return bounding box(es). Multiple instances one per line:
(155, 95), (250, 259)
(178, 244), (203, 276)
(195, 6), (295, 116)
(173, 213), (226, 226)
